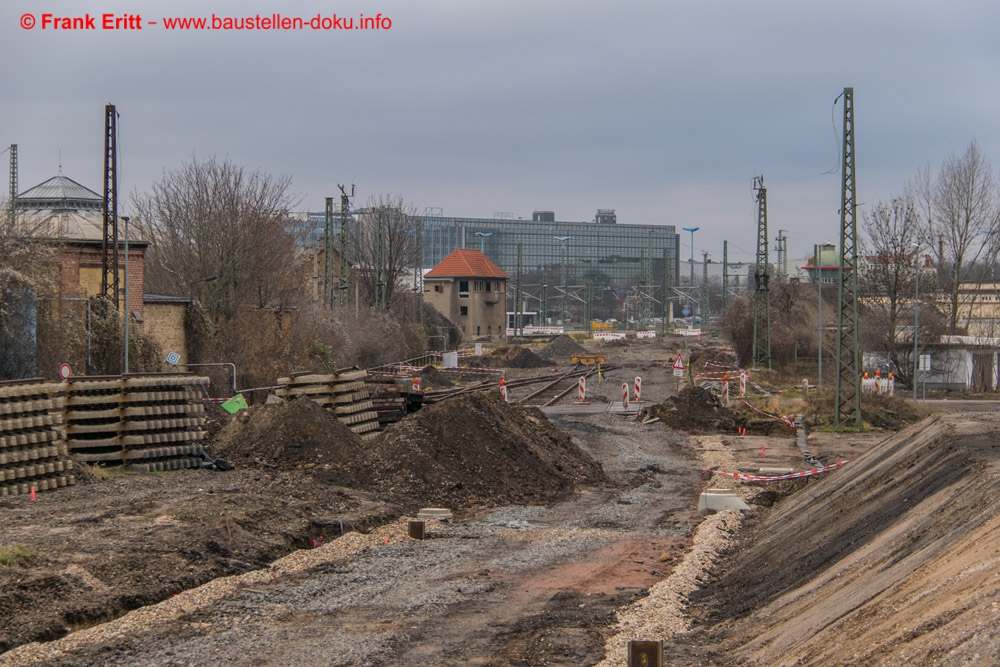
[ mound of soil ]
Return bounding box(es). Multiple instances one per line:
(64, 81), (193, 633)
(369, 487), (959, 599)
(205, 391), (605, 512)
(647, 386), (743, 434)
(207, 399), (370, 486)
(538, 335), (588, 360)
(368, 390), (607, 510)
(481, 345), (551, 369)
(417, 365), (454, 390)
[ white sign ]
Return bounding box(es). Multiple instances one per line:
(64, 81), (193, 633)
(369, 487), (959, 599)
(676, 328), (702, 337)
(636, 330), (657, 339)
(165, 351), (180, 365)
(58, 363), (72, 380)
(919, 354), (932, 371)
(672, 354), (685, 370)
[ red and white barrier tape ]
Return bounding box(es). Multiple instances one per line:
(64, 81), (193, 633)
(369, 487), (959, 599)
(740, 399), (794, 426)
(707, 460), (848, 482)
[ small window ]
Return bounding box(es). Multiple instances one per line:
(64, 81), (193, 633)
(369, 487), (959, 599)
(476, 325), (481, 336)
(434, 285), (443, 292)
(459, 280), (469, 297)
(460, 306), (468, 316)
(485, 281), (492, 292)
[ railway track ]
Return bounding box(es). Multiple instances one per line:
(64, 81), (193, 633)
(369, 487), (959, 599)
(423, 365), (617, 406)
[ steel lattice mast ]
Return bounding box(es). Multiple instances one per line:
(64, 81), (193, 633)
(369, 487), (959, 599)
(338, 184), (353, 307)
(8, 144), (17, 226)
(101, 104), (120, 309)
(323, 197), (335, 307)
(752, 176), (771, 368)
(834, 87), (861, 427)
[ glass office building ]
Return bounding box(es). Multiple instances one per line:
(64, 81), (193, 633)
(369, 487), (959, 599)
(413, 211), (679, 323)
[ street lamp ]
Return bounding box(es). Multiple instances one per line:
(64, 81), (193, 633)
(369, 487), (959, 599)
(474, 232), (493, 254)
(682, 227), (699, 288)
(912, 243), (921, 401)
(554, 236), (571, 325)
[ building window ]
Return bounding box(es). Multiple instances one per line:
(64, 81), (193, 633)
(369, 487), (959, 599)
(460, 306), (468, 316)
(434, 285), (443, 292)
(459, 280), (469, 297)
(476, 325), (481, 336)
(485, 281), (492, 292)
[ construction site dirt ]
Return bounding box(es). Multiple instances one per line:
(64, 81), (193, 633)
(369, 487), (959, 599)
(1, 337), (996, 666)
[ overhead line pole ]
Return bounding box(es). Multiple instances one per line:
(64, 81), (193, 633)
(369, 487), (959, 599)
(834, 87), (861, 428)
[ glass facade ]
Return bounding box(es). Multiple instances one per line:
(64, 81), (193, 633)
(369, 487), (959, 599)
(414, 215), (678, 287)
(413, 214), (679, 325)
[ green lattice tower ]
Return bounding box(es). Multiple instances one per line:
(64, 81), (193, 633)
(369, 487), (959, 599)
(834, 87), (861, 427)
(338, 187), (351, 307)
(101, 104), (120, 309)
(722, 240), (729, 312)
(323, 197), (334, 307)
(8, 144), (16, 226)
(752, 176), (771, 368)
(701, 251), (710, 334)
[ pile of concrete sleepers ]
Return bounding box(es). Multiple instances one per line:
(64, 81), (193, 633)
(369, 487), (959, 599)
(64, 375), (208, 473)
(0, 380), (76, 497)
(276, 370), (381, 439)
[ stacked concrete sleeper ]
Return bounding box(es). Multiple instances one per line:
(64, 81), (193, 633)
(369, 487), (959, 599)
(0, 380), (76, 496)
(64, 375), (208, 473)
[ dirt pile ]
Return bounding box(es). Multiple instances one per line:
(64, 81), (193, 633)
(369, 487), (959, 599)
(481, 345), (550, 369)
(647, 386), (743, 434)
(207, 399), (371, 487)
(538, 334), (588, 360)
(646, 386), (795, 436)
(205, 391), (605, 512)
(368, 390), (607, 509)
(417, 365), (454, 389)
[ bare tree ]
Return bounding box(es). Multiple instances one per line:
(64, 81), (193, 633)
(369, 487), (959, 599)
(134, 155), (300, 322)
(908, 140), (1000, 333)
(859, 196), (925, 379)
(350, 194), (418, 310)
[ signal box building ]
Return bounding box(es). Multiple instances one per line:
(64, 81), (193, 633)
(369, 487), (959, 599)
(424, 249), (509, 340)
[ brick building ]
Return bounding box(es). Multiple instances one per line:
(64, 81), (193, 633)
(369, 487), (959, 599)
(13, 175), (196, 375)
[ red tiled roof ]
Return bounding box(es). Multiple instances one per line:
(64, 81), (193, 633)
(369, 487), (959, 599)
(425, 249), (510, 279)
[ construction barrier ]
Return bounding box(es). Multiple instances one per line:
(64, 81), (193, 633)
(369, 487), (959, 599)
(636, 330), (657, 339)
(594, 332), (627, 342)
(622, 383), (629, 410)
(577, 377), (586, 402)
(633, 376), (642, 402)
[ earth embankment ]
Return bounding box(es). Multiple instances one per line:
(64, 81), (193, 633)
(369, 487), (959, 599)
(685, 412), (1000, 665)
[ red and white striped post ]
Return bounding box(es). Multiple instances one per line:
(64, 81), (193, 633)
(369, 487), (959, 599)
(499, 378), (508, 403)
(578, 376), (586, 402)
(633, 376), (642, 402)
(739, 371), (747, 396)
(622, 383), (630, 410)
(721, 375), (729, 407)
(412, 377), (420, 392)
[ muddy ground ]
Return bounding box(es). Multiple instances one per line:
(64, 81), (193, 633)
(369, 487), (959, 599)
(3, 333), (985, 666)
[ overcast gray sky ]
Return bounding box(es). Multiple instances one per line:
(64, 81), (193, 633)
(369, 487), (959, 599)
(5, 0), (1000, 265)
